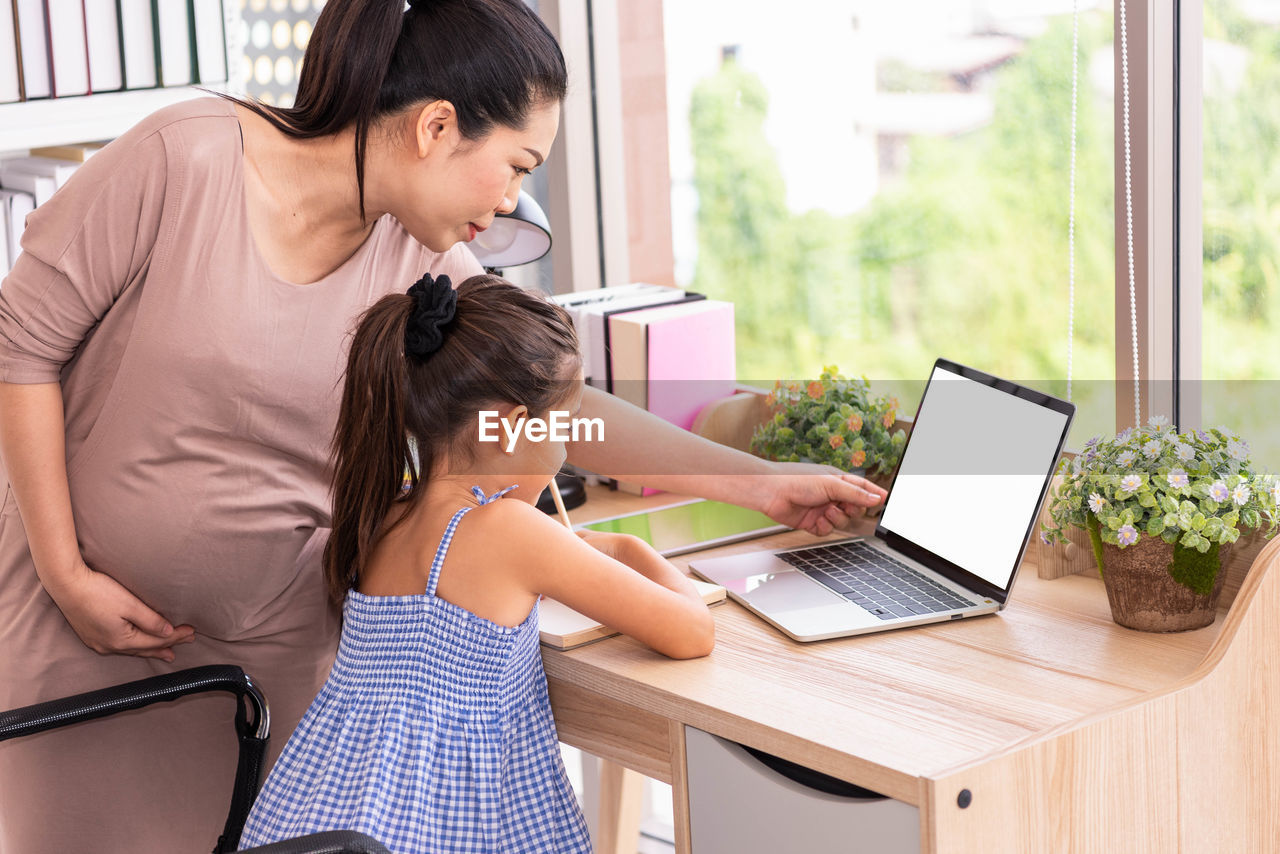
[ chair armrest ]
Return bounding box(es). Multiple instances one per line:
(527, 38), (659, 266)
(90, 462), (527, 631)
(240, 830), (392, 854)
(0, 664), (268, 741)
(0, 665), (270, 853)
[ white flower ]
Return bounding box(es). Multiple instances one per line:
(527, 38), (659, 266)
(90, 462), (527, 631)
(1117, 428), (1134, 443)
(1117, 525), (1140, 546)
(1142, 440), (1162, 459)
(1209, 481), (1230, 503)
(1116, 450), (1137, 467)
(1167, 470), (1190, 490)
(1088, 493), (1108, 513)
(1227, 440), (1249, 461)
(1119, 474), (1143, 494)
(1232, 484), (1251, 506)
(1174, 443), (1195, 462)
(1148, 415), (1169, 428)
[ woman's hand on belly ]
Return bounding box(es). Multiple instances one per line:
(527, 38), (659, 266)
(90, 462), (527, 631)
(42, 559), (196, 662)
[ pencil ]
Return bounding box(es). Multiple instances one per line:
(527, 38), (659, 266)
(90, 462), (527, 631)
(549, 476), (573, 529)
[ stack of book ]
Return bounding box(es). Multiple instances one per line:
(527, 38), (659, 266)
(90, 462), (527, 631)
(1, 0), (228, 104)
(551, 284), (737, 495)
(0, 142), (98, 277)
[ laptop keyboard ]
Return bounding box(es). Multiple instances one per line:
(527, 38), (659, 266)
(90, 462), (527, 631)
(777, 540), (975, 621)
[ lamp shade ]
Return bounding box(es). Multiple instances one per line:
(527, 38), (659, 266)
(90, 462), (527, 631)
(468, 190), (553, 269)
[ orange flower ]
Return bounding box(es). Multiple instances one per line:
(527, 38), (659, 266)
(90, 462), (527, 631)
(850, 449), (866, 468)
(807, 381), (824, 400)
(846, 413), (863, 433)
(829, 434), (844, 449)
(765, 391), (776, 407)
(882, 410), (896, 428)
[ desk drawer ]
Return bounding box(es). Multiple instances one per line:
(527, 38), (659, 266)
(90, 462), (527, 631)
(685, 727), (920, 853)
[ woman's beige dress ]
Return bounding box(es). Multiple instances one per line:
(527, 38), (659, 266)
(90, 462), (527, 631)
(0, 98), (481, 853)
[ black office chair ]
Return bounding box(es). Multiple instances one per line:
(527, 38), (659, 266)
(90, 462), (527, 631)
(0, 665), (389, 854)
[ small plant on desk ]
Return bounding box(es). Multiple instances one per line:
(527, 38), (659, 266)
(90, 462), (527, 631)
(749, 365), (906, 490)
(1041, 417), (1279, 631)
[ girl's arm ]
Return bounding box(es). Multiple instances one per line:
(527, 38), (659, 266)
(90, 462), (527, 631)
(566, 386), (886, 535)
(493, 500), (713, 659)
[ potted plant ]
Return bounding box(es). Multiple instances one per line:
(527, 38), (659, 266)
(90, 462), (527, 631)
(1042, 417), (1279, 632)
(750, 366), (907, 499)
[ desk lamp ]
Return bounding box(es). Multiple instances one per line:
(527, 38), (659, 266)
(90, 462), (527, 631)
(467, 191), (586, 514)
(467, 189), (553, 274)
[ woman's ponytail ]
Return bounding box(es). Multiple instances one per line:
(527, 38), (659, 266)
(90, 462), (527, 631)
(223, 0), (565, 224)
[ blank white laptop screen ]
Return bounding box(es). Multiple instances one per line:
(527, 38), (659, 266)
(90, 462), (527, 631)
(878, 366), (1072, 590)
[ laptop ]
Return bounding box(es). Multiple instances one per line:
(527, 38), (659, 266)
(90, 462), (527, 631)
(690, 359), (1074, 642)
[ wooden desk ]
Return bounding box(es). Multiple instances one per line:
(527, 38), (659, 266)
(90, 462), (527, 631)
(546, 486), (1280, 852)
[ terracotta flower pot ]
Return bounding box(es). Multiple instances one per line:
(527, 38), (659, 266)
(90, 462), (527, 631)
(1089, 524), (1231, 632)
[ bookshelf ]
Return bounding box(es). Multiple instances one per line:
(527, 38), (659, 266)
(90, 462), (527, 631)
(0, 3), (244, 157)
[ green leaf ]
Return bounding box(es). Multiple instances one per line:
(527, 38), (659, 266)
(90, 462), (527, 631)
(1161, 495), (1180, 515)
(1105, 515), (1122, 531)
(1180, 500), (1198, 516)
(1138, 490), (1157, 508)
(1191, 512), (1207, 532)
(1146, 516), (1165, 536)
(1180, 530), (1200, 549)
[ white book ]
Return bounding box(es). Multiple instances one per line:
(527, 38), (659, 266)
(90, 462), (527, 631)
(0, 189), (36, 266)
(576, 288), (693, 391)
(2, 156), (80, 187)
(118, 0), (156, 89)
(190, 0), (223, 83)
(1, 2), (20, 103)
(0, 209), (9, 276)
(83, 0), (123, 92)
(14, 0), (51, 99)
(46, 0), (90, 96)
(154, 0), (191, 87)
(0, 168), (56, 206)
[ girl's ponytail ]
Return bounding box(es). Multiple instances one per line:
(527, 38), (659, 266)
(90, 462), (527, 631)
(325, 274), (579, 603)
(324, 294), (415, 602)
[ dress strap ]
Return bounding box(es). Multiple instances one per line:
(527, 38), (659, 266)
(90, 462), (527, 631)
(470, 484), (519, 505)
(425, 484), (519, 597)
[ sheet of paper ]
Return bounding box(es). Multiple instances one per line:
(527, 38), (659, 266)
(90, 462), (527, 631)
(539, 579), (726, 650)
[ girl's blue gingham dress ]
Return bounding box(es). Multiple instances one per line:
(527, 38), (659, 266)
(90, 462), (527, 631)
(239, 486), (592, 854)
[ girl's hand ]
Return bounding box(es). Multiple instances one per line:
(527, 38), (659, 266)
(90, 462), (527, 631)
(41, 560), (196, 662)
(752, 461), (888, 536)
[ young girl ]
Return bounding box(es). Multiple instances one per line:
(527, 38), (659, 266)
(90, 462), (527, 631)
(238, 273), (715, 853)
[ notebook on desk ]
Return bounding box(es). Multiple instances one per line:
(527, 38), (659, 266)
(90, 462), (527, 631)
(690, 358), (1074, 642)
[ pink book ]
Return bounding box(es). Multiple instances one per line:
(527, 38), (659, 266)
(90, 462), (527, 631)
(609, 299), (736, 496)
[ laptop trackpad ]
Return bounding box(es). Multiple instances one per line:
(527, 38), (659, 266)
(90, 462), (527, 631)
(734, 570), (846, 613)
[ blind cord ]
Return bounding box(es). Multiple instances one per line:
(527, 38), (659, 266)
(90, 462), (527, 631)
(1067, 0), (1079, 404)
(1119, 0), (1142, 427)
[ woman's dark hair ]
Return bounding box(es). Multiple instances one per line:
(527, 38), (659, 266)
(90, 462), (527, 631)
(227, 0), (566, 221)
(324, 274), (580, 602)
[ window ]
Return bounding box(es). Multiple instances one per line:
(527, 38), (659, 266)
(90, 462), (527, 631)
(1200, 0), (1280, 468)
(660, 2), (1116, 438)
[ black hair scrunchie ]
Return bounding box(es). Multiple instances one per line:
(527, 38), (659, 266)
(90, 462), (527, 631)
(404, 272), (457, 360)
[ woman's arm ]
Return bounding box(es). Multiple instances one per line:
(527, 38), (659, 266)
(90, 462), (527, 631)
(567, 386), (886, 535)
(0, 382), (194, 660)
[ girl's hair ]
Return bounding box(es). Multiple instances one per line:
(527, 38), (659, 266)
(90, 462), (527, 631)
(325, 274), (580, 602)
(226, 0), (566, 221)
